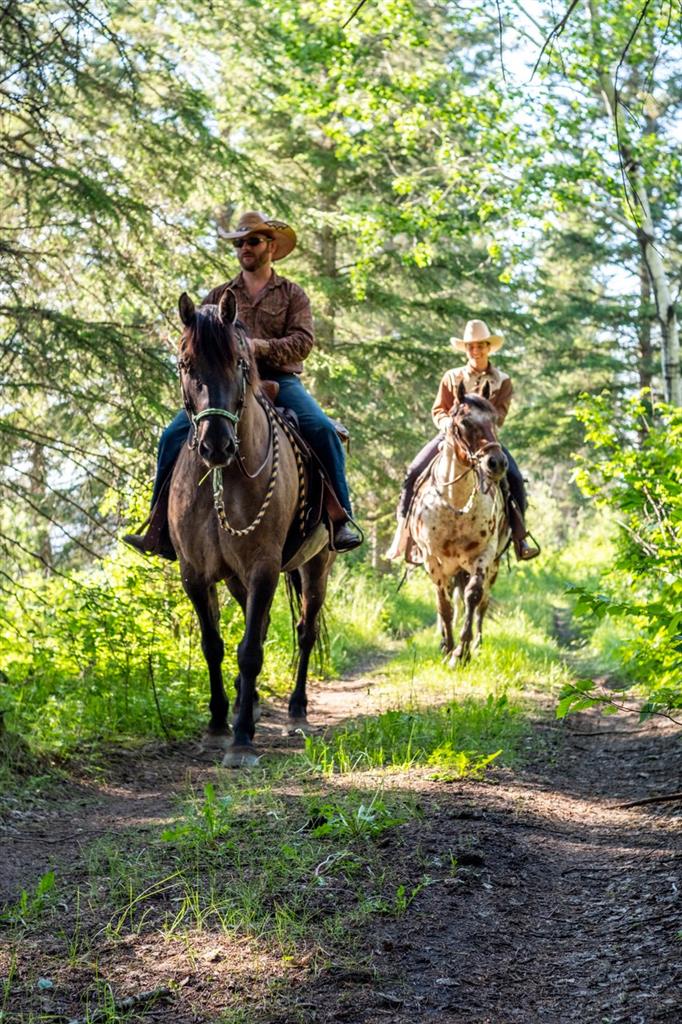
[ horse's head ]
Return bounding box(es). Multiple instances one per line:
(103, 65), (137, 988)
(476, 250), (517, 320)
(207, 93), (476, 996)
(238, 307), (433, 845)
(447, 380), (508, 481)
(177, 290), (256, 468)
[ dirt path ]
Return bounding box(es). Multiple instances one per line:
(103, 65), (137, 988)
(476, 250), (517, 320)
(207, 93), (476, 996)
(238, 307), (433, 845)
(1, 659), (681, 1023)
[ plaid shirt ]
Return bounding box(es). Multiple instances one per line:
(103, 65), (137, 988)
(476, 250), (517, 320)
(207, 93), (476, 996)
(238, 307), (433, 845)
(202, 270), (314, 375)
(432, 362), (513, 430)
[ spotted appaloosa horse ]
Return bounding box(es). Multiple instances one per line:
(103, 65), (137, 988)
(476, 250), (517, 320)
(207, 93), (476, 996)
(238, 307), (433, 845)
(409, 381), (510, 665)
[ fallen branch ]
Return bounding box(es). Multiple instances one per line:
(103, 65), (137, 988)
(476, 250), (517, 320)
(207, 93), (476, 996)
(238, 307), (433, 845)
(342, 0), (369, 29)
(613, 791), (682, 810)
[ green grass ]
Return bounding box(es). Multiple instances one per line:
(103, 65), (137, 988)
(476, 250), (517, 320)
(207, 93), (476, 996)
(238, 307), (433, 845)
(303, 695), (523, 776)
(0, 551), (434, 758)
(21, 772), (418, 965)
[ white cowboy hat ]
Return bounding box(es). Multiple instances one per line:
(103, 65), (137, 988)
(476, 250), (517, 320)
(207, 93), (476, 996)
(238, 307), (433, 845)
(223, 210), (296, 262)
(450, 319), (504, 353)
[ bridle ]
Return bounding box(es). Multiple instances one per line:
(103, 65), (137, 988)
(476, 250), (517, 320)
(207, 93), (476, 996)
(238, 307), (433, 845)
(179, 322), (281, 536)
(450, 422), (504, 473)
(436, 407), (506, 511)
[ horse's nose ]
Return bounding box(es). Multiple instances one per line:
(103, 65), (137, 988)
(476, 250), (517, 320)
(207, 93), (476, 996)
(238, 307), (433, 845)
(199, 432), (236, 466)
(484, 452), (508, 478)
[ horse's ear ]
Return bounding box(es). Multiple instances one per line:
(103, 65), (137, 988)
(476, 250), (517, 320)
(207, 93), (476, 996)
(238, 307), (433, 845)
(218, 288), (238, 326)
(457, 380), (466, 405)
(178, 292), (196, 326)
(482, 381), (491, 400)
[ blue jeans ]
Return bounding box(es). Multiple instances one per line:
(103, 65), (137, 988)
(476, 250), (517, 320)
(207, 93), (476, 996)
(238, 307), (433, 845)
(152, 409), (191, 505)
(152, 376), (352, 514)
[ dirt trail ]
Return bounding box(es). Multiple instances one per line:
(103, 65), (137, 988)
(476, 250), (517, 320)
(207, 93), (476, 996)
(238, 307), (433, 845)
(1, 658), (681, 1023)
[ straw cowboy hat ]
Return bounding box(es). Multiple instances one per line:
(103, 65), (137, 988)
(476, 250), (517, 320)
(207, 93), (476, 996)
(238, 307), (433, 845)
(450, 319), (504, 353)
(223, 210), (296, 262)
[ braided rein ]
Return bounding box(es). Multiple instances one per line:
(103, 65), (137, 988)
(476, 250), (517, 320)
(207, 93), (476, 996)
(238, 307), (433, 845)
(211, 398), (281, 536)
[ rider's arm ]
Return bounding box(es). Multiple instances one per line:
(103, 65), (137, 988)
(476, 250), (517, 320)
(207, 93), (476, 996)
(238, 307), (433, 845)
(252, 283), (314, 368)
(493, 377), (513, 426)
(431, 370), (456, 431)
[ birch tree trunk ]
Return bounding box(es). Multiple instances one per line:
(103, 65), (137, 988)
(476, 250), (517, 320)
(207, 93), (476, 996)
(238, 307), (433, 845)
(588, 0), (680, 405)
(637, 253), (653, 393)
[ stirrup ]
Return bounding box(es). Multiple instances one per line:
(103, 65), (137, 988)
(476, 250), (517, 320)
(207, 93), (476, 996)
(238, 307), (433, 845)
(515, 532), (540, 561)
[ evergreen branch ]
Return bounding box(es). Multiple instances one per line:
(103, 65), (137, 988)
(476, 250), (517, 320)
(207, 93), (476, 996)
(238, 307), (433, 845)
(0, 461), (120, 540)
(0, 479), (107, 560)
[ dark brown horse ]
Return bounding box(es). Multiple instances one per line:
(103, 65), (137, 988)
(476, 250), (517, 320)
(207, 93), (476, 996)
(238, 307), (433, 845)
(169, 290), (334, 766)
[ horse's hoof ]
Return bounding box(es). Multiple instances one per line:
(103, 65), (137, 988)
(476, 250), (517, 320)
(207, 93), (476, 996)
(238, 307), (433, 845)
(200, 729), (231, 752)
(222, 745), (260, 769)
(449, 647), (470, 668)
(283, 717), (313, 737)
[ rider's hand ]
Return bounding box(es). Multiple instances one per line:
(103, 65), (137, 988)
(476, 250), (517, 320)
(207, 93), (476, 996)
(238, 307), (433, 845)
(250, 337), (270, 358)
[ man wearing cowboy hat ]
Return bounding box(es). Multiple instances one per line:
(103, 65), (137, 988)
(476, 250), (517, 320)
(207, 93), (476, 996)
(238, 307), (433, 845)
(124, 211), (362, 557)
(386, 318), (539, 561)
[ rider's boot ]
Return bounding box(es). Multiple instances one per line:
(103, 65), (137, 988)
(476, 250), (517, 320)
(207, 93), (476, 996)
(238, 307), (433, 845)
(509, 504), (540, 561)
(385, 515), (408, 561)
(123, 488), (177, 562)
(332, 518), (363, 553)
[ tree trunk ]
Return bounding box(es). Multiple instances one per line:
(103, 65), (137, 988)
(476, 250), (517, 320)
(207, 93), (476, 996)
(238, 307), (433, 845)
(588, 0), (680, 406)
(633, 180), (681, 405)
(637, 253), (653, 393)
(30, 441), (53, 569)
(315, 140), (339, 351)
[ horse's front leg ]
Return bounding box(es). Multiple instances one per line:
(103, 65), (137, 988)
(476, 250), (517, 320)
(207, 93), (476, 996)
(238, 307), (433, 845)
(436, 580), (455, 655)
(183, 576), (229, 741)
(473, 595), (488, 651)
(224, 575), (261, 725)
(451, 566), (485, 666)
(286, 551), (334, 735)
(224, 565), (279, 768)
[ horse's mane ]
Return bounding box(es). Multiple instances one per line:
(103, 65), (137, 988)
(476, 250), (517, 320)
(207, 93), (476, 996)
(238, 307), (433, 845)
(180, 304), (256, 378)
(461, 393), (497, 417)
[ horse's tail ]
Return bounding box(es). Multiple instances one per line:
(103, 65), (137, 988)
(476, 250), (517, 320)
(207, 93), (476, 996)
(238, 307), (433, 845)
(285, 569), (330, 674)
(285, 569), (303, 658)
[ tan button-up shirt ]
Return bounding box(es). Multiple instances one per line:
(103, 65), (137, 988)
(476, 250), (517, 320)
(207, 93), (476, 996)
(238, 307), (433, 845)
(202, 270), (314, 375)
(432, 362), (512, 430)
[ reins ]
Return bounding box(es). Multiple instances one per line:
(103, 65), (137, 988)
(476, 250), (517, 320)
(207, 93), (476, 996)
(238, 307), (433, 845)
(211, 398), (280, 536)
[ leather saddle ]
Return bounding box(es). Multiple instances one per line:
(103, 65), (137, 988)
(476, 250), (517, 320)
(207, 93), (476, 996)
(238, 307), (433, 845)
(260, 382), (349, 570)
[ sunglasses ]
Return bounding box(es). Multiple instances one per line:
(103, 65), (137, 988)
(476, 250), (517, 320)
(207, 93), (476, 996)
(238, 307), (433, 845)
(232, 235), (270, 249)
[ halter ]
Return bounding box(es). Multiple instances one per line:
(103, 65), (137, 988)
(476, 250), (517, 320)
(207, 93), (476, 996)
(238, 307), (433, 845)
(435, 412), (506, 514)
(180, 322), (305, 537)
(182, 324), (267, 477)
(184, 331), (249, 456)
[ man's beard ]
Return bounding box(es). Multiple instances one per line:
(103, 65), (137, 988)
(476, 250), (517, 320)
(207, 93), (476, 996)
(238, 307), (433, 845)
(239, 250), (270, 272)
